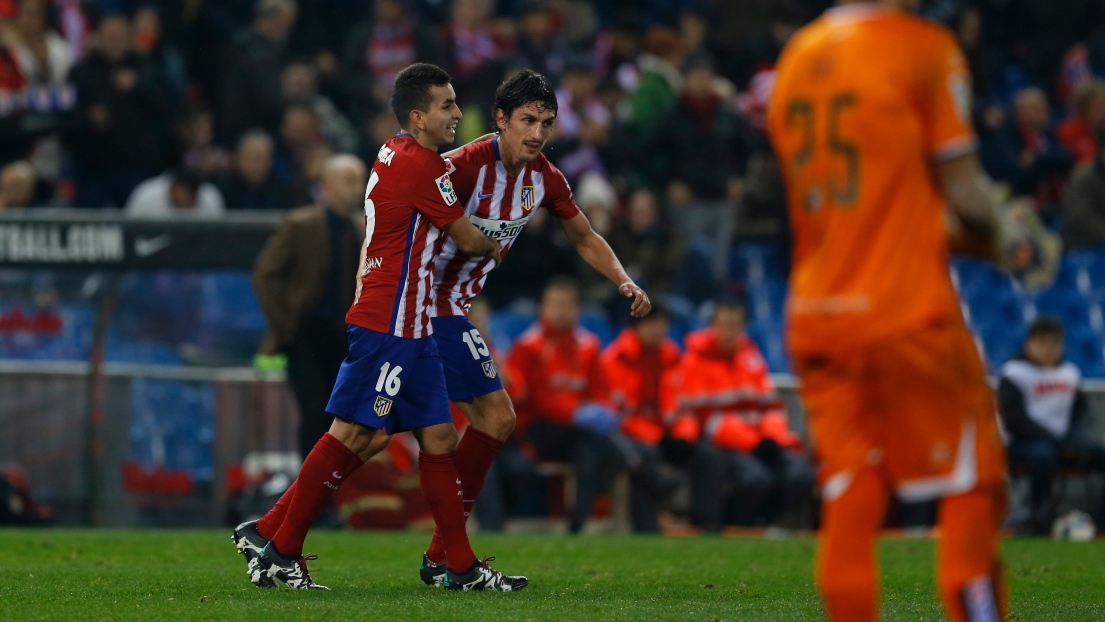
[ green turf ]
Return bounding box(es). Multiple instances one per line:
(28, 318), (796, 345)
(0, 530), (1100, 621)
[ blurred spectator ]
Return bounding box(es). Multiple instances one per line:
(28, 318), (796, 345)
(514, 0), (568, 85)
(253, 155), (367, 460)
(175, 104), (230, 178)
(678, 8), (709, 56)
(220, 0), (297, 140)
(731, 4), (800, 88)
(1061, 137), (1105, 250)
(483, 207), (576, 307)
(0, 160), (37, 208)
(607, 188), (682, 296)
(341, 0), (446, 125)
(286, 142), (331, 208)
(627, 25), (683, 130)
(280, 61), (358, 154)
(550, 55), (609, 183)
(999, 318), (1105, 533)
(441, 0), (512, 101)
(982, 87), (1074, 221)
(216, 130), (290, 210)
(508, 277), (634, 533)
(11, 0), (72, 86)
(132, 4), (188, 99)
(66, 14), (175, 207)
(125, 167), (226, 217)
(573, 172), (617, 305)
(665, 301), (812, 527)
(272, 103), (324, 184)
(1057, 80), (1105, 164)
(592, 18), (642, 92)
(600, 307), (682, 533)
(953, 5), (999, 102)
(645, 51), (753, 280)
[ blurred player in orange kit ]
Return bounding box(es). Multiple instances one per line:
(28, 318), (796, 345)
(768, 1), (1010, 621)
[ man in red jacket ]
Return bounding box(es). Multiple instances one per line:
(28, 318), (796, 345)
(509, 277), (632, 532)
(600, 306), (683, 532)
(666, 301), (813, 526)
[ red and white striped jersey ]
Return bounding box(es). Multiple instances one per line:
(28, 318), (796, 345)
(346, 134), (465, 338)
(434, 138), (580, 316)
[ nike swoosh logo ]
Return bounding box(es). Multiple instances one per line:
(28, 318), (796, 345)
(332, 471), (343, 479)
(477, 192), (494, 200)
(134, 234), (172, 258)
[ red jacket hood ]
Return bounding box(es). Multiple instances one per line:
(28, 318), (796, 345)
(684, 327), (752, 361)
(607, 328), (681, 365)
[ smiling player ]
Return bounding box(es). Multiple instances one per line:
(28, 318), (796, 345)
(417, 69), (652, 586)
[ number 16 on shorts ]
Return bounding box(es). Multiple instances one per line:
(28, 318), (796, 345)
(374, 361), (403, 416)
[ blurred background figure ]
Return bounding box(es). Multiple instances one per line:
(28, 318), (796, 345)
(125, 167), (225, 217)
(1061, 131), (1105, 250)
(252, 154), (366, 461)
(216, 130), (289, 210)
(0, 160), (37, 208)
(999, 318), (1105, 534)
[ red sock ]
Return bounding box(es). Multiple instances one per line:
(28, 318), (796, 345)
(257, 481), (296, 541)
(419, 451), (477, 573)
(270, 433), (364, 556)
(425, 427), (502, 564)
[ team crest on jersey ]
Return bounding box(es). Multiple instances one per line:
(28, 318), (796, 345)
(436, 173), (458, 206)
(373, 396), (393, 417)
(521, 186), (535, 212)
(482, 360), (498, 379)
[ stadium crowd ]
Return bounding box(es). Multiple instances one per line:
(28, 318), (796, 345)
(1, 0), (1104, 533)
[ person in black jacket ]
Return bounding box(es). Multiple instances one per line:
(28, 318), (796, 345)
(66, 14), (175, 208)
(998, 318), (1105, 533)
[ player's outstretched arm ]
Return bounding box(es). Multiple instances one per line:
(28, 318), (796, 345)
(937, 153), (1003, 263)
(560, 211), (651, 318)
(441, 132), (498, 158)
(443, 216), (502, 265)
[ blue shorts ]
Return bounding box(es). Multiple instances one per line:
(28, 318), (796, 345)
(325, 325), (452, 434)
(431, 315), (505, 401)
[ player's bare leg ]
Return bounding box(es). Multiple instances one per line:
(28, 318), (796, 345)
(817, 466), (890, 622)
(414, 420), (526, 591)
(422, 390), (514, 582)
(243, 420), (389, 588)
(937, 485), (1008, 622)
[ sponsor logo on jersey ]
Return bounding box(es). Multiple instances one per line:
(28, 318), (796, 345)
(377, 144), (395, 166)
(373, 396), (393, 416)
(436, 173), (458, 206)
(365, 256), (383, 270)
(482, 360), (498, 379)
(521, 186), (535, 212)
(469, 214), (532, 241)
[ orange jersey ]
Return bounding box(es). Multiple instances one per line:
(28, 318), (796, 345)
(767, 5), (976, 353)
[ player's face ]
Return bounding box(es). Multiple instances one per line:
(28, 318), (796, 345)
(419, 84), (462, 147)
(497, 103), (556, 164)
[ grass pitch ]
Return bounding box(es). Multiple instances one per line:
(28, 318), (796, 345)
(0, 529), (1101, 621)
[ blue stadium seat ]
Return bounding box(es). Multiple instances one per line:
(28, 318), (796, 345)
(489, 309), (536, 351)
(730, 241), (787, 286)
(579, 310), (615, 346)
(746, 320), (790, 374)
(1066, 327), (1105, 379)
(200, 271), (268, 331)
(746, 278), (787, 323)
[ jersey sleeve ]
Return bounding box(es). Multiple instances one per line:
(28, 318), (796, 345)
(920, 31), (977, 161)
(443, 141), (485, 204)
(540, 159), (581, 219)
(413, 153), (466, 229)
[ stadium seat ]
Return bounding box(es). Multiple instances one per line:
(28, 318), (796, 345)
(489, 309), (536, 351)
(1065, 328), (1105, 379)
(579, 309), (615, 346)
(200, 271), (268, 331)
(730, 241), (787, 286)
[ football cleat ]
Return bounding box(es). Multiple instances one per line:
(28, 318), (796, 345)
(444, 557), (528, 592)
(420, 553), (447, 587)
(232, 520), (276, 588)
(256, 543), (331, 590)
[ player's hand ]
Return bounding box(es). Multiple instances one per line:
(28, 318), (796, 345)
(487, 238), (502, 266)
(619, 282), (651, 318)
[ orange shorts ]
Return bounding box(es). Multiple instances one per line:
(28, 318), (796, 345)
(792, 321), (1007, 503)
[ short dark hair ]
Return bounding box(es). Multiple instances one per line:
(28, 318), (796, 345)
(493, 69), (558, 125)
(391, 63), (452, 129)
(1027, 317), (1064, 340)
(169, 167), (202, 193)
(631, 303), (671, 327)
(713, 299), (746, 319)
